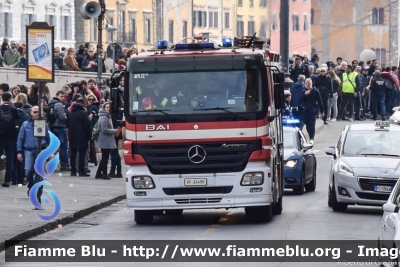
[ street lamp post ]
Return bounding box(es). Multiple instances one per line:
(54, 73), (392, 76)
(280, 0), (293, 90)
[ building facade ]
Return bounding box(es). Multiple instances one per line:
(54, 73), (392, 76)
(162, 0), (192, 45)
(310, 0), (399, 66)
(270, 0), (312, 57)
(235, 0), (269, 40)
(0, 0), (75, 48)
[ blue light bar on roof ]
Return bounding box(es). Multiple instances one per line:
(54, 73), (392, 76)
(157, 40), (168, 49)
(175, 43), (215, 50)
(222, 38), (232, 47)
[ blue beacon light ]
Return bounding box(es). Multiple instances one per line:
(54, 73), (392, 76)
(222, 38), (233, 47)
(157, 40), (168, 49)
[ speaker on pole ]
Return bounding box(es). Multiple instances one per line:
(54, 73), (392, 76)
(80, 1), (101, 20)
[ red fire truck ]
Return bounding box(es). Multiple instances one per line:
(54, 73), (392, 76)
(110, 34), (285, 224)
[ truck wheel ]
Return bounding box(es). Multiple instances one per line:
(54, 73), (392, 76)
(293, 168), (305, 195)
(134, 210), (154, 224)
(272, 196), (283, 215)
(305, 165), (316, 192)
(245, 205), (272, 222)
(329, 182), (347, 212)
(165, 209), (183, 215)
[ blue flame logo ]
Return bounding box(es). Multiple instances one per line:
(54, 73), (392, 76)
(29, 131), (62, 221)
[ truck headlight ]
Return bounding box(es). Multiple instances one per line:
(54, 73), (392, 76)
(338, 161), (354, 177)
(284, 159), (298, 168)
(241, 172), (264, 186)
(133, 176), (155, 189)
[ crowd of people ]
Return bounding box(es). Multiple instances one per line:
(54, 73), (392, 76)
(0, 38), (137, 73)
(0, 77), (124, 193)
(286, 54), (400, 143)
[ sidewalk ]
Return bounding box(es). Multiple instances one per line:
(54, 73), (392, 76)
(0, 160), (126, 252)
(0, 121), (325, 252)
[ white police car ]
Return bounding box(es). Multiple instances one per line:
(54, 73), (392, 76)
(325, 121), (400, 212)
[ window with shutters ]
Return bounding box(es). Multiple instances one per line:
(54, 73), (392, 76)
(272, 14), (278, 31)
(238, 0), (243, 7)
(378, 8), (384, 24)
(203, 11), (207, 27)
(91, 18), (97, 42)
(310, 8), (314, 24)
(169, 20), (174, 43)
(292, 15), (299, 31)
(250, 0), (254, 7)
(372, 7), (385, 25)
(260, 0), (267, 7)
(237, 20), (244, 37)
(248, 21), (255, 36)
(214, 12), (218, 28)
(4, 13), (12, 37)
(198, 11), (202, 27)
(225, 12), (230, 29)
(193, 10), (196, 27)
(182, 20), (188, 40)
(303, 14), (308, 31)
(145, 19), (151, 43)
(372, 8), (378, 24)
(130, 19), (136, 42)
(63, 16), (70, 40)
(209, 11), (213, 28)
(118, 10), (126, 42)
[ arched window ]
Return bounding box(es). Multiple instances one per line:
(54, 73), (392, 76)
(372, 8), (378, 24)
(310, 8), (314, 24)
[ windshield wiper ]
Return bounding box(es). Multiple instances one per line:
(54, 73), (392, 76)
(135, 109), (186, 122)
(360, 153), (400, 157)
(193, 107), (248, 120)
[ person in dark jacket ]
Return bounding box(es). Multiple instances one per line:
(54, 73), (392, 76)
(290, 75), (306, 129)
(75, 48), (85, 69)
(86, 94), (100, 166)
(95, 103), (118, 180)
(12, 101), (31, 185)
(289, 55), (310, 82)
(81, 45), (98, 72)
(0, 92), (20, 187)
(53, 47), (64, 70)
(66, 98), (92, 177)
(369, 70), (387, 120)
(314, 67), (333, 124)
(300, 78), (324, 144)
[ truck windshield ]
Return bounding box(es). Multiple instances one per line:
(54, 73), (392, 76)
(129, 69), (262, 115)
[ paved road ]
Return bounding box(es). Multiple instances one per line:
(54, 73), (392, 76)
(1, 120), (386, 267)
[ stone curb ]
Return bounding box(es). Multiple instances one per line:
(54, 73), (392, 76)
(0, 194), (126, 252)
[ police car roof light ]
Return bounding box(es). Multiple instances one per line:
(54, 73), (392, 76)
(175, 43), (215, 50)
(157, 40), (168, 49)
(286, 119), (300, 124)
(222, 38), (233, 47)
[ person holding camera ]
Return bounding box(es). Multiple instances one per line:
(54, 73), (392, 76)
(289, 55), (310, 82)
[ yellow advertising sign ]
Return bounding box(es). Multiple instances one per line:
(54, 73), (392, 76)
(27, 27), (54, 81)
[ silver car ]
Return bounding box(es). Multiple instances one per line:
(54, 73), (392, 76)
(325, 121), (400, 212)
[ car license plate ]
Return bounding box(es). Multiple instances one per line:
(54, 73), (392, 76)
(184, 178), (207, 186)
(374, 185), (392, 192)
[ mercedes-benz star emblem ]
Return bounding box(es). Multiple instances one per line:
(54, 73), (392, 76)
(188, 145), (206, 164)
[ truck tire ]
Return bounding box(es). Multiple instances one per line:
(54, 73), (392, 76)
(293, 168), (305, 195)
(272, 196), (283, 215)
(329, 182), (347, 212)
(134, 210), (154, 224)
(305, 165), (316, 192)
(165, 209), (183, 215)
(245, 205), (273, 222)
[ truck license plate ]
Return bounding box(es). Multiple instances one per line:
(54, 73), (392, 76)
(374, 185), (392, 192)
(184, 179), (207, 186)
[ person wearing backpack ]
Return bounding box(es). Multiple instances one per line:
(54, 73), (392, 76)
(47, 90), (71, 171)
(95, 103), (118, 180)
(11, 101), (30, 185)
(0, 92), (20, 187)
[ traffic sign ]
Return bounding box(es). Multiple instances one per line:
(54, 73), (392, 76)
(106, 43), (122, 59)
